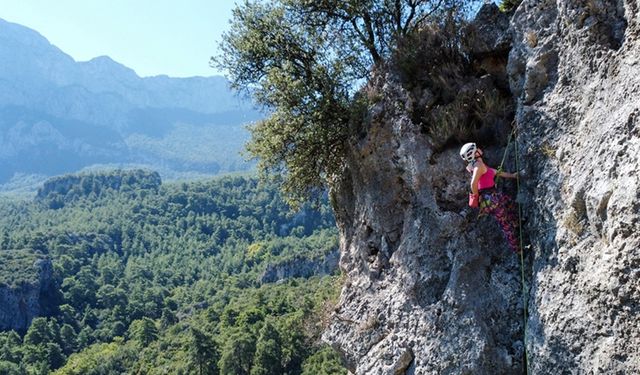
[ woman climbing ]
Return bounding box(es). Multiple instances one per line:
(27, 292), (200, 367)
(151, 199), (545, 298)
(460, 142), (521, 253)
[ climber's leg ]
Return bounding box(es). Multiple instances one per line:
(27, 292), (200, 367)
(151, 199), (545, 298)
(480, 190), (520, 253)
(492, 191), (520, 253)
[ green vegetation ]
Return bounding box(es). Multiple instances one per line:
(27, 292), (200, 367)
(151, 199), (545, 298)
(0, 170), (345, 374)
(216, 0), (478, 206)
(385, 5), (515, 150)
(0, 250), (46, 288)
(36, 169), (161, 209)
(499, 0), (522, 12)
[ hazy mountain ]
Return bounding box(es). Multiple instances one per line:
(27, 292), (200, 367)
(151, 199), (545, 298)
(0, 18), (261, 192)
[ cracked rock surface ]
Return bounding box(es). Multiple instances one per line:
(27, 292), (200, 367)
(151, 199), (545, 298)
(324, 1), (640, 374)
(512, 0), (640, 373)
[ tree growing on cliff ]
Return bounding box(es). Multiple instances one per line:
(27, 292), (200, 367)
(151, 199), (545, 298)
(499, 0), (521, 12)
(216, 0), (477, 205)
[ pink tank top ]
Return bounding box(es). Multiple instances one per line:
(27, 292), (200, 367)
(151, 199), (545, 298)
(478, 167), (496, 190)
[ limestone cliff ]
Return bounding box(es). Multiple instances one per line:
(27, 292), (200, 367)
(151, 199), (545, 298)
(510, 0), (639, 372)
(0, 250), (56, 332)
(258, 248), (340, 284)
(323, 1), (640, 374)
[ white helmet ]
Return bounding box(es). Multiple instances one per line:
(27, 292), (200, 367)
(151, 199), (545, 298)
(459, 142), (477, 162)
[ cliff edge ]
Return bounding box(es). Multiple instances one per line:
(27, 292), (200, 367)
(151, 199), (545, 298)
(324, 1), (639, 374)
(0, 250), (56, 332)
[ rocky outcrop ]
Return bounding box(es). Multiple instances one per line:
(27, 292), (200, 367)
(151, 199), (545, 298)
(509, 0), (640, 373)
(324, 1), (640, 374)
(258, 248), (340, 284)
(0, 250), (56, 332)
(324, 72), (524, 374)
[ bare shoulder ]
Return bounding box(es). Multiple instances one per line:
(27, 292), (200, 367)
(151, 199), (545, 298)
(474, 160), (488, 174)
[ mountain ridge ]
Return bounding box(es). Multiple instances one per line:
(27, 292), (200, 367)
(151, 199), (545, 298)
(0, 17), (261, 190)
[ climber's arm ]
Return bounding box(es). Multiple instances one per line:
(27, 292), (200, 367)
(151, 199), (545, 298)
(497, 171), (518, 179)
(470, 164), (486, 195)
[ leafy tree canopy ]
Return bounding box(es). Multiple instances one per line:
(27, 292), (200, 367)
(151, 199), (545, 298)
(216, 0), (477, 205)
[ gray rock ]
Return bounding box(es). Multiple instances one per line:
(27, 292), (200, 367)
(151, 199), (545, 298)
(511, 0), (640, 373)
(324, 1), (640, 373)
(469, 3), (512, 57)
(0, 251), (55, 332)
(324, 71), (523, 374)
(258, 248), (340, 284)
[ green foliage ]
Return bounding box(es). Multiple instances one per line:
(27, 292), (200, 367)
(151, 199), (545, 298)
(499, 0), (522, 12)
(51, 342), (134, 375)
(0, 331), (23, 364)
(36, 169), (161, 209)
(250, 321), (282, 375)
(301, 346), (348, 375)
(0, 360), (26, 375)
(44, 343), (66, 370)
(219, 331), (256, 375)
(128, 318), (159, 348)
(391, 20), (473, 141)
(24, 318), (51, 346)
(188, 327), (219, 375)
(0, 250), (46, 288)
(386, 14), (514, 149)
(0, 171), (345, 373)
(216, 0), (474, 205)
(58, 325), (77, 355)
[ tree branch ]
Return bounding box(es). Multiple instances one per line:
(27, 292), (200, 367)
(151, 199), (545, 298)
(361, 11), (382, 63)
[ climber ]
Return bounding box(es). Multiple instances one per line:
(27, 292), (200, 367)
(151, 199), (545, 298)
(460, 142), (521, 253)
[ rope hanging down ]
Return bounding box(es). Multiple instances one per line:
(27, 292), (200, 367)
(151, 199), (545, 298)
(497, 125), (530, 374)
(514, 127), (530, 375)
(497, 124), (516, 177)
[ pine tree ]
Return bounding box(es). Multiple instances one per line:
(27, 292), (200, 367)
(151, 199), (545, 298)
(59, 324), (77, 355)
(250, 322), (282, 375)
(128, 318), (158, 348)
(219, 331), (256, 375)
(188, 327), (219, 375)
(24, 318), (50, 346)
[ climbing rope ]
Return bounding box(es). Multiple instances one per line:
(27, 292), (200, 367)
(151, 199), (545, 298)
(514, 126), (530, 375)
(478, 126), (530, 373)
(497, 124), (517, 174)
(498, 124), (530, 374)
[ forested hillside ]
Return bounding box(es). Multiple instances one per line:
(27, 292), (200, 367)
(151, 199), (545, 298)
(0, 170), (345, 374)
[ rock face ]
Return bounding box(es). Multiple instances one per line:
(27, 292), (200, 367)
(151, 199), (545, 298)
(325, 72), (525, 374)
(509, 0), (640, 373)
(324, 1), (640, 374)
(258, 248), (340, 284)
(0, 251), (56, 332)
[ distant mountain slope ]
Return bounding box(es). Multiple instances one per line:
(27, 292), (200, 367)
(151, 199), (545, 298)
(0, 18), (261, 191)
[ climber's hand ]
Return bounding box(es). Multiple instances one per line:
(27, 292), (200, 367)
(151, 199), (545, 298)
(469, 193), (479, 208)
(517, 169), (526, 178)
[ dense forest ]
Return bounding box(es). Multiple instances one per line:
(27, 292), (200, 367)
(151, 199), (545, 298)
(0, 170), (346, 374)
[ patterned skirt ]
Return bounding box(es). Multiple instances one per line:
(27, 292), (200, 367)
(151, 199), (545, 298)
(479, 188), (520, 253)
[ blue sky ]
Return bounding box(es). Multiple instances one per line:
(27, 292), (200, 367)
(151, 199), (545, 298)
(0, 0), (238, 77)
